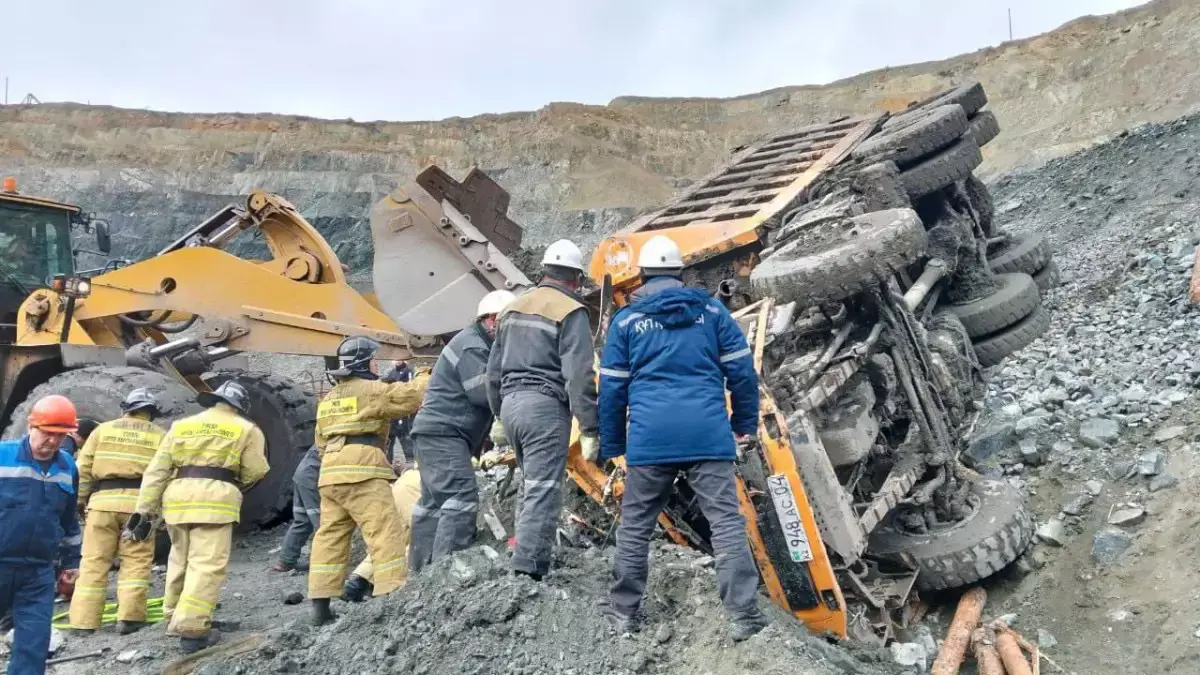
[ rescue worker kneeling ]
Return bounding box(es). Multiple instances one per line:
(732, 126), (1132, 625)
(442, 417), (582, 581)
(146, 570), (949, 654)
(308, 337), (429, 626)
(408, 289), (515, 573)
(598, 235), (769, 641)
(68, 389), (166, 635)
(126, 382), (268, 653)
(342, 465), (422, 601)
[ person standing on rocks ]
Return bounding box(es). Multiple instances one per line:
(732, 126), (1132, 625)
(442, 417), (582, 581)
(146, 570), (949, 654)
(408, 289), (516, 573)
(307, 337), (429, 626)
(68, 389), (166, 635)
(486, 239), (600, 581)
(269, 443), (321, 573)
(343, 464), (423, 601)
(597, 235), (768, 641)
(0, 395), (82, 675)
(127, 382), (268, 654)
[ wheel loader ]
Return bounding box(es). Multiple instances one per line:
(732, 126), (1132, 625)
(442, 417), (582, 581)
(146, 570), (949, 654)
(561, 81), (1043, 642)
(0, 167), (531, 526)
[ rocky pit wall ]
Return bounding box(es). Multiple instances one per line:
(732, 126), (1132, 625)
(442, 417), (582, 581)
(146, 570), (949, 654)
(1, 0), (1199, 276)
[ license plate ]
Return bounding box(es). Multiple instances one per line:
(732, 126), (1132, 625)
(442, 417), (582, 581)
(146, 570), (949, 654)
(766, 474), (814, 563)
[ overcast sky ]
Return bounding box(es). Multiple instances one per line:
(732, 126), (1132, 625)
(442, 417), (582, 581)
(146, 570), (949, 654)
(3, 0), (1145, 122)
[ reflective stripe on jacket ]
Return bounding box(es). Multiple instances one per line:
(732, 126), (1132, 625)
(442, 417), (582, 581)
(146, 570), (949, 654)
(0, 438), (82, 567)
(77, 415), (166, 514)
(411, 322), (494, 450)
(135, 403), (269, 525)
(317, 375), (429, 486)
(485, 282), (599, 434)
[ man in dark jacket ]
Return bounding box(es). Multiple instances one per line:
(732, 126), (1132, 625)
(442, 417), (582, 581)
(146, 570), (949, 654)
(408, 289), (515, 573)
(598, 235), (768, 642)
(0, 395), (82, 674)
(486, 239), (599, 580)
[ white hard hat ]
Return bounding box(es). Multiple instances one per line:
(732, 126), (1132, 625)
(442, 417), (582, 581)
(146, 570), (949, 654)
(637, 235), (684, 271)
(541, 239), (585, 271)
(477, 289), (516, 317)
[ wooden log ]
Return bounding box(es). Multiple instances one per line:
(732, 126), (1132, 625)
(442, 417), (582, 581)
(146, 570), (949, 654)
(997, 630), (1034, 675)
(972, 627), (1006, 675)
(931, 587), (987, 675)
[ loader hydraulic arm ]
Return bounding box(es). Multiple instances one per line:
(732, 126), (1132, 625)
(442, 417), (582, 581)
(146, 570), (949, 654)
(15, 191), (434, 366)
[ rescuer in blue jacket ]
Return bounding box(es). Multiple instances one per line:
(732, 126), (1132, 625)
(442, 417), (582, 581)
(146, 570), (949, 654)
(597, 235), (768, 642)
(0, 395), (83, 675)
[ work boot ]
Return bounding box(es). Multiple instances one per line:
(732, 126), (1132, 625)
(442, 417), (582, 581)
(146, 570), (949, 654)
(730, 610), (770, 642)
(179, 630), (222, 655)
(342, 574), (373, 603)
(603, 608), (638, 635)
(268, 561), (295, 573)
(512, 569), (543, 582)
(310, 598), (337, 627)
(64, 627), (95, 636)
(116, 620), (146, 635)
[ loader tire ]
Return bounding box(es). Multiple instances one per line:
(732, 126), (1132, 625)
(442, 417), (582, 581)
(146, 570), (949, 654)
(202, 372), (315, 528)
(1033, 260), (1062, 293)
(3, 366), (200, 441)
(853, 105), (968, 166)
(868, 478), (1033, 591)
(988, 232), (1052, 276)
(946, 272), (1040, 338)
(968, 110), (1000, 147)
(972, 305), (1051, 367)
(900, 138), (983, 199)
(750, 208), (926, 305)
(963, 174), (996, 237)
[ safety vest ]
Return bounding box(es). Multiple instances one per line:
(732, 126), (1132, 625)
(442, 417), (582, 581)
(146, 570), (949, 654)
(317, 376), (428, 487)
(78, 415), (166, 514)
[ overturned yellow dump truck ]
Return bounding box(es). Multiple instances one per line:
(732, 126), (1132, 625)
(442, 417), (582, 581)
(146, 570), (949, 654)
(569, 81), (1046, 642)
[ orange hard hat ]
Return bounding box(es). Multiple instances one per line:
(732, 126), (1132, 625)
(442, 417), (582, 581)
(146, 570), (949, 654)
(28, 395), (79, 433)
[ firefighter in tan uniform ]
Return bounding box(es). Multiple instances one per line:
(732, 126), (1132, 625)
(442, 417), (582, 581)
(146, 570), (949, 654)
(67, 389), (166, 635)
(308, 336), (429, 626)
(126, 381), (268, 653)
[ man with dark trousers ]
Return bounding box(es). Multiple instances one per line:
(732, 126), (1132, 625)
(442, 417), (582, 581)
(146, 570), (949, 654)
(597, 235), (768, 641)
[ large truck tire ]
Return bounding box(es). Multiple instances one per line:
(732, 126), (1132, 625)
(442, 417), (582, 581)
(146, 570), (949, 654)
(201, 371), (315, 528)
(868, 478), (1033, 591)
(946, 272), (1040, 338)
(885, 81), (989, 131)
(853, 105), (968, 166)
(750, 208), (927, 305)
(972, 306), (1051, 367)
(900, 138), (984, 199)
(3, 366), (199, 440)
(968, 111), (1000, 147)
(988, 232), (1052, 276)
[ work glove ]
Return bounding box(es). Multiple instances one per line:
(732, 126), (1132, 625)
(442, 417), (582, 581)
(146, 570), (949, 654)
(734, 434), (755, 461)
(579, 434), (601, 463)
(489, 419), (508, 447)
(479, 449), (504, 471)
(122, 512), (154, 543)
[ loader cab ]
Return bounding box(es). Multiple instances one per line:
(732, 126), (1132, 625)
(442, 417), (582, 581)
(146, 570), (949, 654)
(0, 178), (104, 344)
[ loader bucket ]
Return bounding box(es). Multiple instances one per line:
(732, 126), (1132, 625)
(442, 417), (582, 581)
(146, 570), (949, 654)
(371, 166), (533, 336)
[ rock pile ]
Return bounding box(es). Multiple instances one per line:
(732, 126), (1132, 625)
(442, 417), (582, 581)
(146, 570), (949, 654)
(203, 546), (902, 675)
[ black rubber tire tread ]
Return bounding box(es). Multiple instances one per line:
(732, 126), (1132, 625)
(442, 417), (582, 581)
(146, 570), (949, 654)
(3, 366), (200, 440)
(885, 81), (989, 130)
(948, 273), (1040, 338)
(972, 305), (1051, 367)
(750, 209), (927, 305)
(1033, 260), (1061, 293)
(968, 110), (1000, 147)
(201, 371), (316, 528)
(868, 478), (1033, 591)
(853, 105), (968, 166)
(900, 137), (983, 199)
(963, 174), (996, 237)
(988, 232), (1052, 276)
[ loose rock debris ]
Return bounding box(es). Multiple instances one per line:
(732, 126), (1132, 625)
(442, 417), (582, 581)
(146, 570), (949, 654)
(201, 546), (902, 675)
